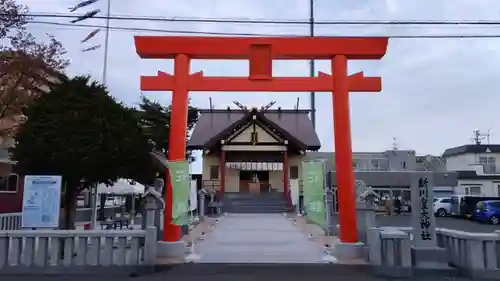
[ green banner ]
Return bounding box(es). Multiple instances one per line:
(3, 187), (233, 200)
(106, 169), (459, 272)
(302, 160), (325, 226)
(167, 160), (190, 225)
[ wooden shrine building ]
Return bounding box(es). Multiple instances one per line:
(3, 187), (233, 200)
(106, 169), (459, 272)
(187, 105), (320, 200)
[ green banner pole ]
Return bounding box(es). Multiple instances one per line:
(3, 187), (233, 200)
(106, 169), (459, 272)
(167, 160), (190, 226)
(301, 160), (326, 227)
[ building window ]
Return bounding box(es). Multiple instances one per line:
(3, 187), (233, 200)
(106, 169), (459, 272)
(497, 185), (500, 197)
(209, 165), (219, 180)
(401, 161), (406, 170)
(352, 159), (359, 169)
(465, 186), (481, 195)
(0, 174), (18, 193)
(479, 156), (496, 174)
(290, 166), (299, 179)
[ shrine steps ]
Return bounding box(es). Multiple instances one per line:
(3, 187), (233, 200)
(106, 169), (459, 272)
(223, 193), (290, 213)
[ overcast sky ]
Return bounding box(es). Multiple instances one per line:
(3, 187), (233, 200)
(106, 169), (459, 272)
(16, 0), (500, 173)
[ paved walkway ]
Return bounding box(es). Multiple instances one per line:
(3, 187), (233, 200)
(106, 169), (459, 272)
(193, 213), (328, 263)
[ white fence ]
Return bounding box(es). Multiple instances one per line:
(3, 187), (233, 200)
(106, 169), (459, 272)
(0, 213), (21, 231)
(367, 228), (411, 268)
(437, 229), (500, 272)
(0, 228), (156, 273)
(368, 226), (500, 278)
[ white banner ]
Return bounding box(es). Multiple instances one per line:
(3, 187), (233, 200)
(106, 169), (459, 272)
(290, 179), (300, 206)
(189, 179), (197, 211)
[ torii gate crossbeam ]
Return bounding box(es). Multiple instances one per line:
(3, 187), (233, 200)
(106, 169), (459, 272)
(135, 36), (389, 245)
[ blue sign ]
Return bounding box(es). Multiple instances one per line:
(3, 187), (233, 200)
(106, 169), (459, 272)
(21, 175), (62, 228)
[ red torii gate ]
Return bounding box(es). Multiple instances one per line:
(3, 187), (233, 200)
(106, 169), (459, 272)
(134, 36), (389, 244)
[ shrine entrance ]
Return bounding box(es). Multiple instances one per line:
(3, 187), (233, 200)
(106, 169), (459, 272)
(134, 36), (389, 244)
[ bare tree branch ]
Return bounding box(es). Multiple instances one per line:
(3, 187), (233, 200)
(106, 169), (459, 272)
(0, 0), (69, 139)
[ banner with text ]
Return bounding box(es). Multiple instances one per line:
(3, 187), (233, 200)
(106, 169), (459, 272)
(302, 160), (325, 227)
(167, 160), (190, 225)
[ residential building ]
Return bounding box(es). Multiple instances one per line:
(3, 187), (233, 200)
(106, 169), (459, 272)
(442, 144), (500, 197)
(0, 52), (64, 213)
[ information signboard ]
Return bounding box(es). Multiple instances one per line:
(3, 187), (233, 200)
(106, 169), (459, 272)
(21, 175), (62, 228)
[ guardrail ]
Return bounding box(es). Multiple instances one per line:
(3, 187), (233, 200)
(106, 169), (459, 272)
(0, 228), (156, 274)
(0, 207), (123, 231)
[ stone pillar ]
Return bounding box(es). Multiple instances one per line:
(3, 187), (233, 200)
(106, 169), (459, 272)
(283, 151), (290, 205)
(325, 188), (335, 235)
(153, 179), (164, 238)
(356, 201), (377, 243)
(198, 190), (206, 221)
(410, 172), (448, 267)
(219, 150), (226, 201)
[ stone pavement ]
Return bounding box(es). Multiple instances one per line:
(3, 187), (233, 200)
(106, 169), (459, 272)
(193, 213), (328, 263)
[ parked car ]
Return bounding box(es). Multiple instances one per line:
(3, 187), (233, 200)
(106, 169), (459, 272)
(450, 195), (500, 218)
(433, 197), (453, 217)
(474, 200), (500, 225)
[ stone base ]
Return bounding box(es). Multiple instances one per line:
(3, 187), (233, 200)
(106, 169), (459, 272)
(332, 242), (365, 260)
(334, 224), (370, 244)
(156, 241), (187, 258)
(411, 246), (448, 267)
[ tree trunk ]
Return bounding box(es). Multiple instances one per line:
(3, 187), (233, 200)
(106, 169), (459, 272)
(62, 183), (78, 230)
(59, 182), (78, 260)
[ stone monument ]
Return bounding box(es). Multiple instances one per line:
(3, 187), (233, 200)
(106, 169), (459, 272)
(409, 172), (448, 268)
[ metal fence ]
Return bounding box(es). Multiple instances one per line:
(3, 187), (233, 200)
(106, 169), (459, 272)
(0, 207), (122, 231)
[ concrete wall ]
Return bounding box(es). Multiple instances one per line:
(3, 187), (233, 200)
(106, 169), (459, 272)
(445, 152), (500, 174)
(325, 170), (457, 188)
(456, 179), (500, 196)
(0, 163), (22, 213)
(305, 150), (418, 172)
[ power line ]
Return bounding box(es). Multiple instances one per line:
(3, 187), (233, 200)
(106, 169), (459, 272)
(26, 20), (500, 38)
(10, 12), (500, 26)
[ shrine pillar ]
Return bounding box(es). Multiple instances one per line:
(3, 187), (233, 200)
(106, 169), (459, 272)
(332, 55), (358, 243)
(164, 54), (190, 242)
(219, 150), (226, 200)
(283, 150), (290, 205)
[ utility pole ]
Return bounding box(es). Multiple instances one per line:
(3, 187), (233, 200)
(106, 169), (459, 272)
(91, 0), (111, 229)
(101, 0), (111, 84)
(309, 0), (316, 128)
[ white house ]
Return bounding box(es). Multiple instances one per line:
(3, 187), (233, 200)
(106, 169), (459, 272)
(443, 144), (500, 197)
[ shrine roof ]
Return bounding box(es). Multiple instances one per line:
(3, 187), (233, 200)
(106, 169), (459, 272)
(187, 108), (320, 151)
